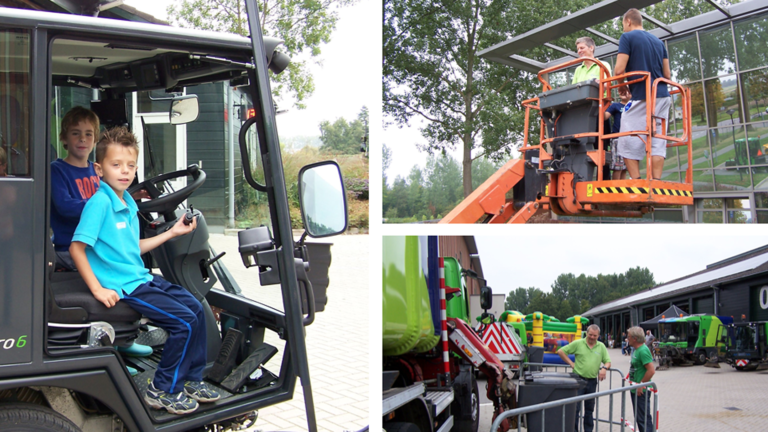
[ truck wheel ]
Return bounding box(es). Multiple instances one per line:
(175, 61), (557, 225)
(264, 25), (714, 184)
(384, 422), (421, 432)
(453, 373), (479, 432)
(0, 403), (82, 432)
(695, 350), (707, 365)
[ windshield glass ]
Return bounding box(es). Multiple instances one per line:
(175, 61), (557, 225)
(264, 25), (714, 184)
(659, 322), (687, 342)
(733, 326), (756, 351)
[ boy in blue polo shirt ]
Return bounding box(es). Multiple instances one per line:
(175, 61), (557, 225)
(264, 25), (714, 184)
(70, 127), (219, 415)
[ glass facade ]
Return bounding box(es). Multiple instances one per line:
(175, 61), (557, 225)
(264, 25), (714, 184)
(664, 11), (768, 222)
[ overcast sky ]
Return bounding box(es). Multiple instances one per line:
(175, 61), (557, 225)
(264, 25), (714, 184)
(124, 0), (379, 138)
(475, 228), (768, 295)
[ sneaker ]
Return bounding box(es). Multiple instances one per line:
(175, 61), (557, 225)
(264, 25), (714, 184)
(184, 381), (221, 403)
(145, 382), (199, 414)
(127, 365), (139, 376)
(118, 343), (153, 357)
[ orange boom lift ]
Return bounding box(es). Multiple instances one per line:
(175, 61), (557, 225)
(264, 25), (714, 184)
(440, 58), (693, 224)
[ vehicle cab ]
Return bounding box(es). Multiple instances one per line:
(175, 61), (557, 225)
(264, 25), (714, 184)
(0, 4), (346, 431)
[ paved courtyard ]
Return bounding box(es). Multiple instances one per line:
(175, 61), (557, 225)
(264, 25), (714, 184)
(207, 232), (369, 432)
(480, 346), (768, 431)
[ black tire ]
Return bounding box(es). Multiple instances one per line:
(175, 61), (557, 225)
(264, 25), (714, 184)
(384, 422), (421, 432)
(453, 372), (479, 432)
(694, 350), (707, 365)
(0, 403), (81, 432)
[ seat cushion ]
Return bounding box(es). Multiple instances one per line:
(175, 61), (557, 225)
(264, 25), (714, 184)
(51, 272), (141, 322)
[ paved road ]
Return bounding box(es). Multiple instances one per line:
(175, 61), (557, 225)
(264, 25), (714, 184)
(479, 347), (768, 431)
(207, 232), (369, 432)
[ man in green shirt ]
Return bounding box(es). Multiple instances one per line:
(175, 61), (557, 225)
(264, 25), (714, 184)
(627, 326), (656, 432)
(558, 324), (611, 432)
(572, 37), (612, 84)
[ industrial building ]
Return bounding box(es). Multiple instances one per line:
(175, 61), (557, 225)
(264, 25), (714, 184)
(582, 244), (768, 337)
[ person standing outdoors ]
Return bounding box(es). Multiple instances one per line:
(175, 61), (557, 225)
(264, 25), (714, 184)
(613, 8), (672, 180)
(645, 329), (655, 348)
(572, 37), (612, 84)
(558, 324), (612, 432)
(627, 326), (656, 432)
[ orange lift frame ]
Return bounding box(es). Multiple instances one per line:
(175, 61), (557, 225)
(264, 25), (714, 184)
(441, 58), (694, 224)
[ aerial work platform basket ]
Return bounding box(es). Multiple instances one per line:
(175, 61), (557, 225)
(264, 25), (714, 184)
(441, 58), (693, 223)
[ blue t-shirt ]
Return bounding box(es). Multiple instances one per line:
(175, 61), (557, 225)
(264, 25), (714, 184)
(50, 159), (100, 251)
(72, 181), (152, 296)
(607, 102), (625, 134)
(618, 30), (669, 100)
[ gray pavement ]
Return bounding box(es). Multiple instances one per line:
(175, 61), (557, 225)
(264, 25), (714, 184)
(480, 347), (768, 431)
(207, 233), (369, 432)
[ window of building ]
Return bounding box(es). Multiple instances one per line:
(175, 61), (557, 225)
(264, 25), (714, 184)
(705, 74), (742, 128)
(739, 68), (768, 126)
(696, 198), (724, 222)
(734, 13), (768, 71)
(726, 197), (752, 223)
(711, 125), (746, 168)
(755, 192), (768, 222)
(699, 24), (736, 79)
(693, 169), (715, 192)
(668, 33), (701, 83)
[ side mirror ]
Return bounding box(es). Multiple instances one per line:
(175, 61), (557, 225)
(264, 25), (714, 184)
(169, 95), (199, 125)
(480, 286), (492, 310)
(298, 161), (348, 237)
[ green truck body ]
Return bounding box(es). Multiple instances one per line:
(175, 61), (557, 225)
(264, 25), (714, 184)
(658, 314), (733, 365)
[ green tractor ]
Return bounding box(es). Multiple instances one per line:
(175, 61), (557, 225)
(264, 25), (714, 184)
(657, 314), (732, 368)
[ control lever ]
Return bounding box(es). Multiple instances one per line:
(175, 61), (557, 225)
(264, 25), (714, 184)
(183, 205), (196, 225)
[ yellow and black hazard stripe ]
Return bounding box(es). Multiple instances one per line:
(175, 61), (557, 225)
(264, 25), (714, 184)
(594, 186), (692, 197)
(652, 188), (693, 197)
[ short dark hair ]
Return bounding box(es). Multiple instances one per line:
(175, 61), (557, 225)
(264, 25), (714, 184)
(60, 106), (100, 149)
(96, 126), (140, 163)
(623, 8), (642, 26)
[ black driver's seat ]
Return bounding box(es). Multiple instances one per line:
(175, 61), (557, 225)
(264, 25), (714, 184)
(47, 240), (142, 349)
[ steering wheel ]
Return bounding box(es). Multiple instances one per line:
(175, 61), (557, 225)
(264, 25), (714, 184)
(128, 165), (206, 218)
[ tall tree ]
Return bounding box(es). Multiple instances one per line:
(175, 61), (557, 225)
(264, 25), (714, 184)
(384, 0), (540, 197)
(505, 287), (541, 312)
(319, 107), (368, 154)
(167, 0), (356, 108)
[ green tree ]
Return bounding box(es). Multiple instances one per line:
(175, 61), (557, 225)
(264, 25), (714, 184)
(319, 108), (367, 154)
(384, 0), (542, 197)
(167, 0), (356, 108)
(505, 287), (541, 312)
(423, 154), (463, 217)
(472, 157), (502, 190)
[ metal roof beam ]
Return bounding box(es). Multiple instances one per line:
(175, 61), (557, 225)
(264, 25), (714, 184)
(703, 0), (732, 17)
(639, 10), (674, 34)
(544, 43), (579, 58)
(479, 0), (662, 60)
(585, 27), (620, 45)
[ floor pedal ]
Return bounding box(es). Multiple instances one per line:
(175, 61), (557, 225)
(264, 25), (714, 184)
(221, 344), (278, 393)
(134, 325), (169, 347)
(208, 328), (244, 383)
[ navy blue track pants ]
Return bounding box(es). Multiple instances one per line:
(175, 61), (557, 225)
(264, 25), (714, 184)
(122, 275), (206, 394)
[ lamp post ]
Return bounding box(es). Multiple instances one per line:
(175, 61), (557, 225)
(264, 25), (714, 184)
(726, 108), (743, 181)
